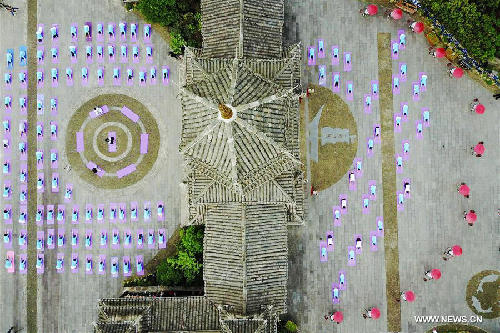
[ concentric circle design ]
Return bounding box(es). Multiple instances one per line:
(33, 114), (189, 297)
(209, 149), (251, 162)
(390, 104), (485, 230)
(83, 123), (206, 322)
(466, 270), (500, 319)
(65, 94), (160, 189)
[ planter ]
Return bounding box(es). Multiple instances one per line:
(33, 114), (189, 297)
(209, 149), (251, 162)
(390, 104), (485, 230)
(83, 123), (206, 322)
(445, 48), (458, 61)
(425, 32), (439, 46)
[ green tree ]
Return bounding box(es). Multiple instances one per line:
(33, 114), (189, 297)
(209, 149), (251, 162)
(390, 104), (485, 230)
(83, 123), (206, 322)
(170, 31), (186, 55)
(136, 0), (180, 27)
(284, 321), (298, 332)
(168, 251), (202, 284)
(179, 225), (204, 256)
(156, 260), (183, 285)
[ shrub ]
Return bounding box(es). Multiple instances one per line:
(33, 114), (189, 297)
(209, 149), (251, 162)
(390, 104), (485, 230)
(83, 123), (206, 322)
(170, 32), (186, 55)
(284, 320), (298, 332)
(157, 260), (184, 285)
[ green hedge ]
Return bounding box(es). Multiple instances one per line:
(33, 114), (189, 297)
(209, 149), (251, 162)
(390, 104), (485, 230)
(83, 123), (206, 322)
(420, 0), (500, 62)
(136, 0), (202, 54)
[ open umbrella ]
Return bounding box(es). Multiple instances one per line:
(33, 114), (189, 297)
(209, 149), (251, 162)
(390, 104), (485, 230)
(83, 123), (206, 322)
(474, 143), (485, 155)
(367, 4), (378, 15)
(435, 48), (446, 58)
(452, 245), (463, 256)
(431, 269), (441, 280)
(391, 8), (403, 20)
(405, 290), (415, 302)
(371, 307), (381, 319)
(452, 67), (464, 78)
(333, 311), (344, 323)
(458, 184), (470, 196)
(474, 104), (485, 114)
(466, 211), (477, 223)
(413, 22), (424, 33)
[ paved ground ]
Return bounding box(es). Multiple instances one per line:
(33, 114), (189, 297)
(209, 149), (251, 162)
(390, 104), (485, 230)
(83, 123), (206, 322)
(286, 1), (499, 333)
(0, 0), (182, 331)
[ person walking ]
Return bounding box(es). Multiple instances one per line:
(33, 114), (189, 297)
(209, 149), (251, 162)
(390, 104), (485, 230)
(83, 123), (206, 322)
(396, 290), (415, 303)
(423, 269), (441, 281)
(493, 92), (500, 100)
(443, 245), (462, 261)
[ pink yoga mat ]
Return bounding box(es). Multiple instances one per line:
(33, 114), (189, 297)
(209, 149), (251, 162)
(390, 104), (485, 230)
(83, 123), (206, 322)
(369, 231), (378, 252)
(371, 80), (379, 100)
(392, 75), (400, 95)
(391, 41), (399, 59)
(412, 82), (420, 101)
(338, 270), (346, 290)
(402, 178), (411, 198)
(3, 229), (12, 249)
(85, 204), (93, 223)
(85, 254), (93, 274)
(368, 180), (377, 200)
(331, 46), (339, 66)
(326, 231), (334, 252)
(157, 201), (164, 221)
(348, 170), (356, 191)
(399, 63), (407, 82)
(317, 39), (325, 58)
(362, 195), (370, 214)
(366, 138), (374, 158)
(76, 132), (84, 152)
(98, 255), (106, 275)
(331, 283), (340, 304)
(36, 253), (44, 274)
(345, 81), (353, 101)
(395, 154), (403, 174)
(332, 206), (341, 227)
(116, 164), (136, 178)
(108, 132), (116, 152)
(3, 204), (12, 224)
(398, 30), (406, 49)
(121, 106), (139, 122)
(416, 121), (423, 139)
(394, 113), (402, 133)
(422, 108), (430, 127)
(339, 194), (348, 214)
(364, 94), (371, 114)
(397, 191), (405, 211)
(307, 46), (315, 66)
(332, 72), (340, 93)
(353, 158), (363, 177)
(140, 133), (148, 154)
(123, 256), (131, 277)
(19, 253), (27, 274)
(376, 216), (384, 236)
(402, 140), (410, 160)
(373, 124), (381, 143)
(71, 253), (79, 273)
(136, 255), (144, 276)
(347, 246), (356, 266)
(158, 229), (167, 248)
(148, 229), (155, 249)
(72, 205), (79, 224)
(96, 23), (104, 41)
(400, 102), (409, 121)
(56, 253), (64, 273)
(319, 241), (328, 262)
(343, 52), (352, 72)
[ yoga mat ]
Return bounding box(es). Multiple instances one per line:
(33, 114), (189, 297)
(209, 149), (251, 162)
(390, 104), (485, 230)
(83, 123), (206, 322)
(84, 230), (92, 249)
(19, 253), (27, 274)
(84, 22), (92, 42)
(51, 68), (58, 87)
(412, 82), (420, 101)
(143, 24), (151, 43)
(123, 256), (131, 276)
(331, 283), (340, 304)
(37, 172), (44, 192)
(56, 253), (64, 273)
(392, 75), (400, 95)
(419, 72), (427, 92)
(157, 201), (164, 221)
(139, 68), (147, 86)
(97, 204), (105, 222)
(124, 229), (132, 248)
(395, 154), (403, 174)
(64, 184), (72, 202)
(422, 108), (430, 127)
(36, 230), (44, 251)
(71, 229), (79, 249)
(369, 231), (378, 252)
(51, 173), (59, 193)
(158, 229), (166, 248)
(339, 194), (348, 214)
(326, 231), (334, 252)
(343, 52), (352, 72)
(136, 255), (144, 276)
(119, 22), (127, 41)
(347, 246), (356, 266)
(72, 205), (79, 224)
(20, 163), (27, 183)
(366, 137), (374, 158)
(307, 46), (315, 66)
(3, 229), (12, 249)
(50, 148), (58, 169)
(332, 206), (341, 227)
(401, 102), (409, 121)
(402, 140), (410, 160)
(37, 47), (44, 65)
(362, 194), (370, 214)
(97, 67), (104, 86)
(108, 23), (116, 42)
(96, 23), (104, 41)
(353, 158), (363, 177)
(373, 124), (381, 143)
(397, 191), (404, 211)
(130, 23), (137, 42)
(416, 121), (423, 139)
(36, 253), (44, 274)
(4, 72), (12, 89)
(85, 255), (93, 274)
(36, 70), (44, 88)
(66, 67), (73, 86)
(162, 66), (169, 85)
(71, 253), (79, 273)
(121, 106), (139, 122)
(136, 229), (143, 249)
(368, 180), (377, 201)
(371, 80), (379, 100)
(50, 47), (59, 64)
(145, 46), (153, 63)
(140, 133), (148, 154)
(76, 132), (84, 152)
(6, 251), (15, 273)
(69, 45), (77, 63)
(332, 72), (340, 93)
(70, 23), (78, 42)
(338, 270), (346, 290)
(57, 228), (65, 247)
(150, 66), (157, 85)
(111, 229), (120, 249)
(399, 62), (407, 82)
(19, 95), (27, 113)
(96, 45), (104, 62)
(143, 201), (151, 221)
(116, 164), (136, 178)
(318, 65), (326, 86)
(4, 95), (12, 112)
(130, 202), (138, 221)
(19, 229), (27, 249)
(317, 39), (325, 58)
(56, 204), (65, 224)
(354, 234), (362, 254)
(3, 204), (12, 224)
(36, 205), (44, 226)
(394, 113), (402, 133)
(85, 204), (93, 223)
(403, 178), (411, 198)
(364, 94), (371, 113)
(147, 229), (155, 249)
(100, 230), (107, 248)
(108, 44), (115, 62)
(6, 49), (14, 70)
(398, 30), (406, 49)
(391, 41), (399, 59)
(110, 203), (117, 222)
(47, 229), (55, 249)
(319, 241), (328, 262)
(86, 45), (93, 64)
(19, 46), (27, 66)
(348, 170), (356, 191)
(119, 203), (126, 222)
(113, 67), (121, 86)
(98, 255), (106, 275)
(132, 45), (139, 63)
(345, 81), (353, 101)
(19, 184), (27, 203)
(19, 70), (27, 89)
(108, 132), (116, 152)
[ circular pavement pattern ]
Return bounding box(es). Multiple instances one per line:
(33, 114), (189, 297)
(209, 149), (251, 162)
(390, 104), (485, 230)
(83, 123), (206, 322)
(305, 85), (358, 191)
(66, 94), (160, 189)
(466, 270), (500, 319)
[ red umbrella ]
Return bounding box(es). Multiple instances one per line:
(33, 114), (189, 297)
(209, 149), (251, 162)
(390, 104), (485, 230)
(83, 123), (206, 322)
(452, 245), (463, 256)
(405, 290), (415, 302)
(452, 67), (464, 78)
(466, 211), (477, 223)
(474, 143), (485, 155)
(367, 4), (378, 15)
(413, 22), (424, 33)
(431, 269), (441, 280)
(371, 307), (381, 319)
(333, 311), (344, 323)
(435, 48), (446, 58)
(458, 184), (470, 196)
(391, 8), (403, 20)
(475, 104), (485, 114)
